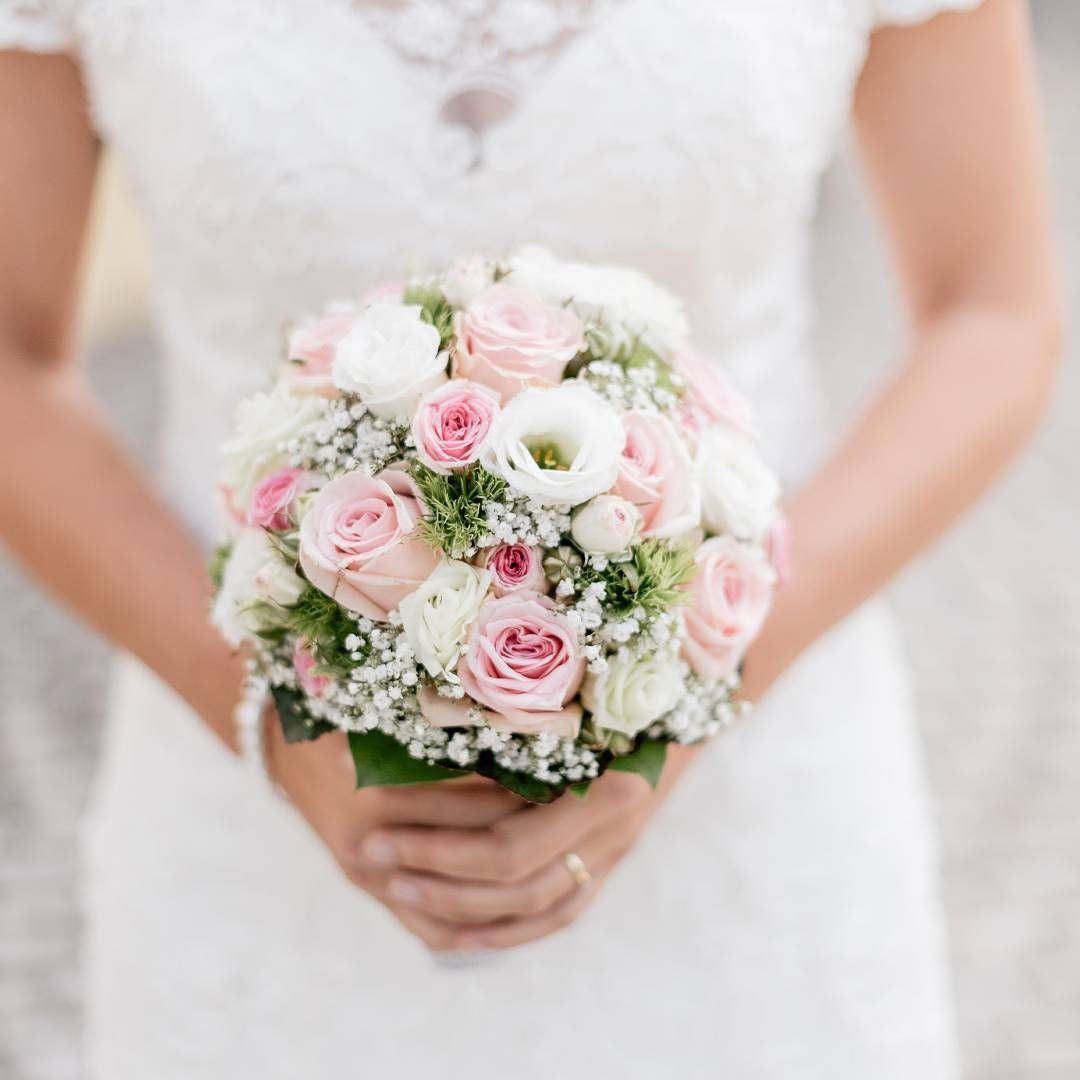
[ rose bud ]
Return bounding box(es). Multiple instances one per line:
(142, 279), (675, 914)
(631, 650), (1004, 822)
(570, 495), (642, 556)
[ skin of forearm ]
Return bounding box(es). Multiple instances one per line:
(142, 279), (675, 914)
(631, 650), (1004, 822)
(0, 352), (244, 748)
(741, 301), (1061, 701)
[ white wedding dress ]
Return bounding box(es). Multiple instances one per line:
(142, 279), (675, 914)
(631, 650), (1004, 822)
(4, 1), (983, 1075)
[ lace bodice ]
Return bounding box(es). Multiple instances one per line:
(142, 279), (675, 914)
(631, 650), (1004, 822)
(2, 0), (981, 541)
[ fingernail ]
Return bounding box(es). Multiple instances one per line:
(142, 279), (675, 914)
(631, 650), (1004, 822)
(362, 837), (398, 865)
(388, 878), (422, 904)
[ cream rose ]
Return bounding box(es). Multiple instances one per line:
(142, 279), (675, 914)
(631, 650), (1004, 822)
(697, 425), (781, 543)
(399, 558), (492, 680)
(212, 528), (302, 646)
(570, 495), (641, 555)
(221, 384), (326, 508)
(482, 383), (624, 507)
(582, 651), (684, 738)
(331, 302), (447, 419)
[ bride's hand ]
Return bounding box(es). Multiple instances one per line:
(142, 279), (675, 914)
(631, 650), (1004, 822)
(361, 744), (699, 952)
(265, 717), (524, 938)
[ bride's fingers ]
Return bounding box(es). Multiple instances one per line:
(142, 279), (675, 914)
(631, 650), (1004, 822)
(387, 902), (469, 954)
(365, 770), (642, 883)
(384, 825), (618, 924)
(372, 781), (524, 829)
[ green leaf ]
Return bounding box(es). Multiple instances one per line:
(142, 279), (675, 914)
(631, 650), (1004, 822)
(271, 685), (336, 743)
(610, 739), (668, 790)
(348, 729), (466, 788)
(475, 755), (561, 804)
(568, 780), (593, 801)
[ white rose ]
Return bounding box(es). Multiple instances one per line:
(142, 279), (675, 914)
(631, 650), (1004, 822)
(211, 528), (301, 646)
(583, 651), (685, 738)
(440, 255), (497, 308)
(697, 425), (781, 543)
(482, 383), (624, 507)
(399, 558), (492, 680)
(507, 245), (689, 356)
(222, 384), (326, 507)
(570, 495), (642, 555)
(331, 302), (447, 419)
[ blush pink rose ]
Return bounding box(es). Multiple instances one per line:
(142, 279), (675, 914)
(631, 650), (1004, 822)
(452, 283), (585, 402)
(479, 543), (549, 596)
(298, 467), (439, 620)
(284, 312), (355, 395)
(247, 467), (316, 530)
(674, 346), (757, 440)
(457, 592), (585, 736)
(293, 638), (331, 699)
(682, 536), (775, 684)
(612, 411), (700, 540)
(411, 380), (500, 474)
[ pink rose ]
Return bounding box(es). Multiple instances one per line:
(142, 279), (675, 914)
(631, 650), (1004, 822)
(682, 537), (775, 683)
(359, 281), (404, 308)
(674, 346), (757, 440)
(247, 467), (316, 530)
(452, 283), (585, 402)
(298, 467), (439, 620)
(479, 543), (549, 596)
(411, 380), (500, 474)
(612, 411), (700, 540)
(457, 592), (585, 736)
(284, 312), (355, 395)
(293, 638), (331, 699)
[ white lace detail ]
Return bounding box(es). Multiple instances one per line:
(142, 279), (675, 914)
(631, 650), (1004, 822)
(0, 0), (74, 50)
(351, 0), (612, 167)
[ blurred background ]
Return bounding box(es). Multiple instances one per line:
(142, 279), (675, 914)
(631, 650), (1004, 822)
(1, 3), (1077, 1077)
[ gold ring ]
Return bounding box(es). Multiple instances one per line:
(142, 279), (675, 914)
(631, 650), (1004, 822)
(563, 851), (592, 890)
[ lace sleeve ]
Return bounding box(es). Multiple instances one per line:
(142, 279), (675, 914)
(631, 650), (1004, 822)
(0, 0), (76, 53)
(871, 0), (984, 27)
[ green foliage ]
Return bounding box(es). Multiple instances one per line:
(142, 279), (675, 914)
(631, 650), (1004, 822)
(610, 739), (668, 790)
(568, 780), (594, 800)
(581, 539), (699, 619)
(348, 729), (466, 788)
(410, 462), (508, 558)
(286, 586), (358, 677)
(208, 541), (232, 592)
(402, 281), (457, 351)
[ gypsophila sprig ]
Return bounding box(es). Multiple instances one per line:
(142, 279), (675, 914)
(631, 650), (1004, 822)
(211, 247), (781, 799)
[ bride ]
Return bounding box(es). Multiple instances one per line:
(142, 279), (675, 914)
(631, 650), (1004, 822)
(0, 1), (1061, 1076)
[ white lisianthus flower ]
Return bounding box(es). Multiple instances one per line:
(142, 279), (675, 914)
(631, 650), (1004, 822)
(399, 559), (492, 681)
(697, 425), (781, 543)
(332, 302), (447, 419)
(482, 383), (624, 508)
(507, 245), (689, 356)
(212, 528), (301, 646)
(222, 384), (326, 507)
(570, 495), (642, 555)
(582, 651), (685, 738)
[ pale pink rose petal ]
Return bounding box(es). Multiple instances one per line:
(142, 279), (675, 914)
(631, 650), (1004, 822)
(674, 346), (757, 440)
(298, 467), (439, 620)
(451, 283), (584, 403)
(411, 380), (500, 473)
(248, 467), (315, 530)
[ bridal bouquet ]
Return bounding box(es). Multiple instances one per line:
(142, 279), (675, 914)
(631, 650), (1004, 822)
(211, 249), (784, 801)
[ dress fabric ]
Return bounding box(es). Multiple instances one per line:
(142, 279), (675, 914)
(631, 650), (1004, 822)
(2, 0), (982, 1076)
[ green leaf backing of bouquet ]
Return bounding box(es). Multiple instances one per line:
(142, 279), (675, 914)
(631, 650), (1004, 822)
(348, 729), (468, 788)
(609, 738), (668, 789)
(272, 685), (336, 744)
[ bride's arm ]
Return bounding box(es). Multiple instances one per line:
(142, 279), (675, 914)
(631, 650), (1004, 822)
(0, 52), (523, 948)
(364, 0), (1064, 951)
(743, 0), (1063, 699)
